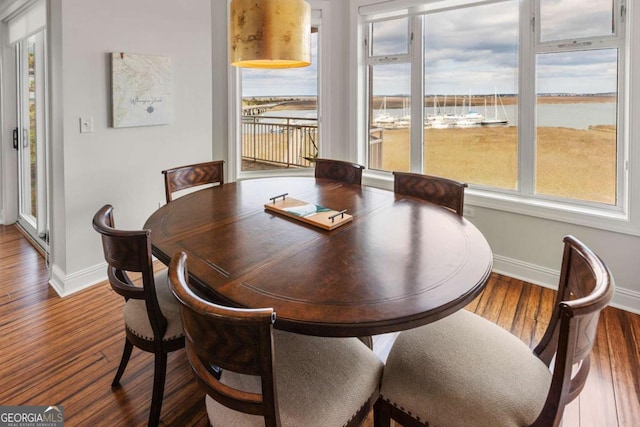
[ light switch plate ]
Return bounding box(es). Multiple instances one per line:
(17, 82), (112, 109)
(80, 117), (94, 133)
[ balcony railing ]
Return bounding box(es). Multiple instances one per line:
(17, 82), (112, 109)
(241, 115), (318, 169)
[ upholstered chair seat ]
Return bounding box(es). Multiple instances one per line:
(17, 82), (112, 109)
(168, 251), (384, 427)
(379, 309), (552, 427)
(123, 270), (184, 342)
(206, 329), (383, 427)
(93, 204), (186, 427)
(375, 236), (614, 427)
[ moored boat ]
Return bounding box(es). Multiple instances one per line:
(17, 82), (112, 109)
(482, 90), (508, 125)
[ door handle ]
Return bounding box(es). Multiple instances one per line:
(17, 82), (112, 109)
(22, 128), (28, 148)
(12, 128), (18, 149)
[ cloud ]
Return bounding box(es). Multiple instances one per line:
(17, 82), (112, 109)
(371, 17), (410, 56)
(242, 1), (618, 97)
(537, 49), (618, 93)
(242, 67), (318, 97)
(241, 33), (319, 97)
(539, 0), (614, 41)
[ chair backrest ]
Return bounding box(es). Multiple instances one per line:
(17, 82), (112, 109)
(92, 204), (168, 340)
(162, 160), (225, 203)
(531, 235), (614, 427)
(393, 171), (467, 216)
(314, 158), (365, 185)
(168, 251), (281, 426)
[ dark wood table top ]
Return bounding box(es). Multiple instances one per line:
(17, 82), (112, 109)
(144, 177), (493, 337)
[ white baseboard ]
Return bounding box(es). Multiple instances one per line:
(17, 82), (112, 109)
(49, 262), (107, 297)
(612, 287), (640, 315)
(492, 254), (559, 289)
(493, 254), (640, 315)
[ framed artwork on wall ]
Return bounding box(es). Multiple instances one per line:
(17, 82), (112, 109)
(111, 52), (172, 128)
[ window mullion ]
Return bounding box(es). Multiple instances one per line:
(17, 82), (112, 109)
(410, 15), (423, 173)
(519, 0), (536, 196)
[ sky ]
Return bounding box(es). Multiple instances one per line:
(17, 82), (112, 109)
(241, 33), (319, 98)
(241, 0), (618, 97)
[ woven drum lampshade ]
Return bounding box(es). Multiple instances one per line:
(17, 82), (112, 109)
(229, 0), (311, 68)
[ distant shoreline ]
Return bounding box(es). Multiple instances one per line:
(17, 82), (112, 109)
(244, 95), (616, 111)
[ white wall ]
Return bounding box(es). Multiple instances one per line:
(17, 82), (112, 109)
(48, 0), (214, 294)
(211, 0), (228, 164)
(317, 0), (351, 161)
(470, 207), (640, 313)
(0, 1), (17, 225)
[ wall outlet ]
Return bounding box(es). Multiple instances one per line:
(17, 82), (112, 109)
(80, 117), (94, 133)
(463, 206), (475, 217)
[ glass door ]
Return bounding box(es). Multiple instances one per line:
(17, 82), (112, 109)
(16, 31), (48, 251)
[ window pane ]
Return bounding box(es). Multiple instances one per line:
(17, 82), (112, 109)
(371, 17), (409, 57)
(539, 0), (614, 42)
(240, 32), (319, 171)
(369, 63), (411, 171)
(423, 1), (519, 190)
(19, 36), (38, 219)
(535, 49), (617, 204)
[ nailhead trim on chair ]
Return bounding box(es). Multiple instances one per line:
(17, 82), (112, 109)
(383, 397), (427, 425)
(125, 325), (184, 342)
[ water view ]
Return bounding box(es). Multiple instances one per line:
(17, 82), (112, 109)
(253, 99), (616, 130)
(241, 95), (617, 205)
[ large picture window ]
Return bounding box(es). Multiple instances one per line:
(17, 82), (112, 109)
(363, 0), (625, 212)
(422, 1), (519, 191)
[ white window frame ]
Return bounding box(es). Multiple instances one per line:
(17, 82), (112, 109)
(352, 0), (640, 236)
(228, 0), (331, 180)
(365, 16), (423, 172)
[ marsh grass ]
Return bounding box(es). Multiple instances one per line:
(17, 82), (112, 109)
(380, 125), (616, 205)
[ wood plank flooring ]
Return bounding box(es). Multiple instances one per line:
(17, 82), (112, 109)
(0, 224), (638, 426)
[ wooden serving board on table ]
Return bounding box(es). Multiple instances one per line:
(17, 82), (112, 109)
(264, 197), (352, 231)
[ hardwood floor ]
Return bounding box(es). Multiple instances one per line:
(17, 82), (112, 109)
(0, 224), (638, 426)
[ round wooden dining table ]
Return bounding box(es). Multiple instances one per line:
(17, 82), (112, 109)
(144, 177), (493, 337)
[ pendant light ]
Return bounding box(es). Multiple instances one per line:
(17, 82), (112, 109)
(229, 0), (311, 68)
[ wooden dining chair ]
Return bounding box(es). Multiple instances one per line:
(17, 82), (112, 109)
(168, 251), (384, 427)
(314, 158), (365, 185)
(374, 235), (614, 427)
(393, 171), (468, 216)
(92, 205), (185, 427)
(162, 160), (224, 203)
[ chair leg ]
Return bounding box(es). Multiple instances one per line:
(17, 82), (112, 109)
(148, 352), (168, 427)
(358, 335), (373, 349)
(112, 338), (134, 387)
(373, 398), (392, 427)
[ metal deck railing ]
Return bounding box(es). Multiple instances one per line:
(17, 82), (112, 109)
(241, 115), (318, 168)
